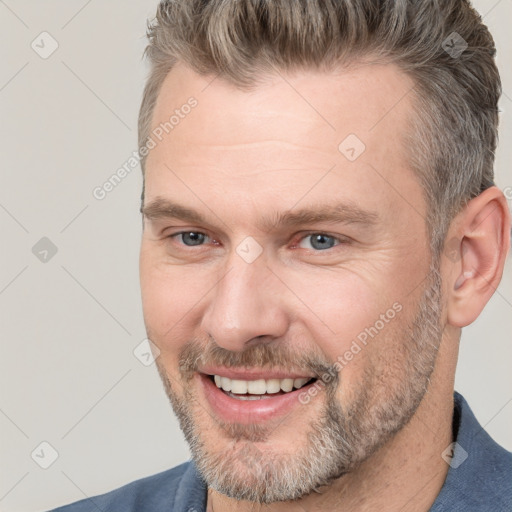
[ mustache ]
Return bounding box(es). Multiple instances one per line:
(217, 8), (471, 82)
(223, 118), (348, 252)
(178, 336), (338, 384)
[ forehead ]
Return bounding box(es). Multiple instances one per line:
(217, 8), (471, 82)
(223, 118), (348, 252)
(149, 60), (415, 144)
(144, 61), (423, 227)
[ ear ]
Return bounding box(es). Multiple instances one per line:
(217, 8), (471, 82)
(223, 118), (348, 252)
(445, 186), (511, 328)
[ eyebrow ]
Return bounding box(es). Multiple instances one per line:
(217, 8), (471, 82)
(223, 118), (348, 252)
(142, 197), (379, 232)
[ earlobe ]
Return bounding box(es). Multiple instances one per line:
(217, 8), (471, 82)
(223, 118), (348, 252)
(446, 187), (510, 328)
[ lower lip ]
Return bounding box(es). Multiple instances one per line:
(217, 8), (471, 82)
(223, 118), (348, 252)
(198, 373), (318, 424)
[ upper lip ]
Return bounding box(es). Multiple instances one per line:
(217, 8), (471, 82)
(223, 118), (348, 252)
(199, 365), (315, 381)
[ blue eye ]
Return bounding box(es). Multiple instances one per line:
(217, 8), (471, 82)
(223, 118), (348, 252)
(175, 232), (208, 246)
(299, 234), (339, 251)
(170, 231), (342, 252)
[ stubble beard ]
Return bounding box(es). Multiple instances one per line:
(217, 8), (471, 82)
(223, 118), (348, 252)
(153, 263), (443, 504)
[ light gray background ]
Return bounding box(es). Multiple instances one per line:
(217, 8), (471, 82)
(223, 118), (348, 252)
(0, 1), (510, 511)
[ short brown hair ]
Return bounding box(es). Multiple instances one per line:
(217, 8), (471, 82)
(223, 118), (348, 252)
(138, 0), (501, 254)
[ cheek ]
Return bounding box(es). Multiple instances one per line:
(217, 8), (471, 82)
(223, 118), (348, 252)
(139, 255), (209, 349)
(291, 270), (381, 343)
(290, 269), (409, 378)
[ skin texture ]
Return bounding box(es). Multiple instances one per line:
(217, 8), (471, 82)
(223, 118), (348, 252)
(139, 62), (510, 511)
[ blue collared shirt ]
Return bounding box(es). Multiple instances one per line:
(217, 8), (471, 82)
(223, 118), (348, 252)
(48, 392), (512, 511)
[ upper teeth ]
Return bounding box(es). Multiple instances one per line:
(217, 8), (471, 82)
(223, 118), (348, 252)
(213, 375), (311, 394)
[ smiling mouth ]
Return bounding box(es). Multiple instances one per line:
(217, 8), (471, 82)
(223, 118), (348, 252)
(206, 374), (317, 400)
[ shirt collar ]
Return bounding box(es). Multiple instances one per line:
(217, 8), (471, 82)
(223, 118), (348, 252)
(430, 391), (511, 510)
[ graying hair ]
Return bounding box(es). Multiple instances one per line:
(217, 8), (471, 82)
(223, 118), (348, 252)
(138, 0), (501, 255)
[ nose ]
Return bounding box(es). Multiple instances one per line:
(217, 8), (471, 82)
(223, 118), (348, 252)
(200, 254), (290, 352)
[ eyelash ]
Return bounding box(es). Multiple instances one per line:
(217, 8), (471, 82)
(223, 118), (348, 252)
(168, 231), (347, 252)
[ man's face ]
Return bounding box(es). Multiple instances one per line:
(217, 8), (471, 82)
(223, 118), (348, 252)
(139, 62), (444, 502)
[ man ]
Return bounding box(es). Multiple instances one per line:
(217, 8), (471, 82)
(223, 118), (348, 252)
(50, 0), (511, 510)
